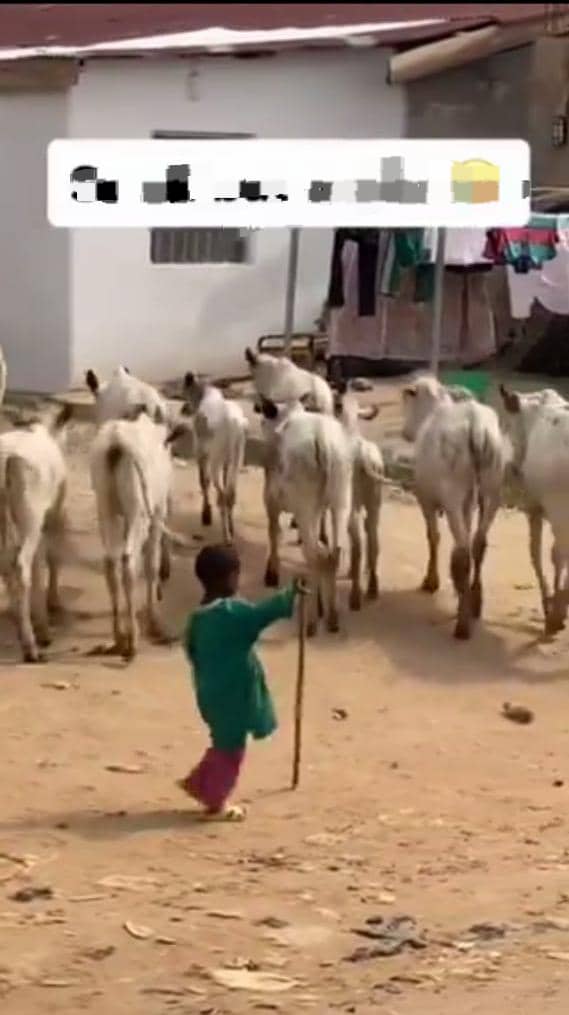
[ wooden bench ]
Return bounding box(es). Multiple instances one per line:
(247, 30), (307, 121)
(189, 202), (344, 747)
(257, 332), (328, 371)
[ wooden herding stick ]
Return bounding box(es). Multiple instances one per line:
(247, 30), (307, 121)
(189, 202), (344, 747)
(292, 583), (308, 790)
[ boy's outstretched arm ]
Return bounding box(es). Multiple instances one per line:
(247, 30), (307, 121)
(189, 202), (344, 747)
(232, 586), (297, 643)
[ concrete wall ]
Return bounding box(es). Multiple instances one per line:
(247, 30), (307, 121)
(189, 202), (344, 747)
(0, 92), (70, 392)
(68, 50), (404, 385)
(528, 36), (569, 189)
(405, 45), (532, 144)
(405, 40), (569, 191)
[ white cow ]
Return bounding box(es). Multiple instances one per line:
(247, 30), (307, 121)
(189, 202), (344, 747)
(85, 365), (173, 426)
(182, 373), (248, 543)
(0, 405), (72, 662)
(86, 365), (179, 589)
(500, 383), (569, 634)
(90, 406), (190, 660)
(259, 397), (352, 636)
(402, 375), (506, 639)
(245, 347), (334, 415)
(332, 381), (384, 610)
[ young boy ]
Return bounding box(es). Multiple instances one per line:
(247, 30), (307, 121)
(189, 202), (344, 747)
(178, 544), (299, 821)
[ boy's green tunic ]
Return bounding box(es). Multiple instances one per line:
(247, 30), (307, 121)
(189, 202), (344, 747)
(184, 587), (296, 752)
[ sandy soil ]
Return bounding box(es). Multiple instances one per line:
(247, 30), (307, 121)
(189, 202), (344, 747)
(1, 418), (569, 1015)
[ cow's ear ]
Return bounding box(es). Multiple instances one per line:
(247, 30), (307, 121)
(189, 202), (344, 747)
(499, 384), (521, 414)
(260, 397), (278, 420)
(153, 405), (166, 425)
(85, 369), (99, 395)
(165, 422), (189, 447)
(359, 404), (380, 422)
(52, 403), (73, 431)
(245, 347), (257, 367)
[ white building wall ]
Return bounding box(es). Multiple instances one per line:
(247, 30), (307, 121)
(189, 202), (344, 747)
(0, 92), (70, 392)
(69, 50), (404, 384)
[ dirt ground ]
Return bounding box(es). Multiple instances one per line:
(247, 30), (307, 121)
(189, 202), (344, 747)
(1, 416), (569, 1015)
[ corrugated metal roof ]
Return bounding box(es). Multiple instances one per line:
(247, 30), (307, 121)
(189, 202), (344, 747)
(0, 5), (549, 54)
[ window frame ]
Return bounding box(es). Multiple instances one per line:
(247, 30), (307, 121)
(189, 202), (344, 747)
(149, 129), (254, 266)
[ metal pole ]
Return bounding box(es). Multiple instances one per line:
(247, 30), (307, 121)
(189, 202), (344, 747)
(430, 226), (446, 376)
(283, 228), (300, 358)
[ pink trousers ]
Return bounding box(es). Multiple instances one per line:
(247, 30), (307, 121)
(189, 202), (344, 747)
(182, 746), (245, 812)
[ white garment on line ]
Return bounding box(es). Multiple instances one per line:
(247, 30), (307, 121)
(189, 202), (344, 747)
(507, 229), (569, 319)
(424, 227), (491, 266)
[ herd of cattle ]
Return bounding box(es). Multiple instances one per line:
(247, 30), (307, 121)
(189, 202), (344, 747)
(0, 341), (567, 664)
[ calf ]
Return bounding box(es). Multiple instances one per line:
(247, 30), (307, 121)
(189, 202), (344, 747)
(500, 384), (569, 634)
(332, 381), (383, 610)
(182, 373), (248, 543)
(86, 365), (177, 588)
(402, 375), (506, 639)
(245, 347), (334, 415)
(90, 406), (190, 660)
(0, 405), (72, 662)
(259, 397), (352, 636)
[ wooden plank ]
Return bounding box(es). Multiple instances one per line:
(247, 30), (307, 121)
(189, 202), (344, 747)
(0, 59), (78, 93)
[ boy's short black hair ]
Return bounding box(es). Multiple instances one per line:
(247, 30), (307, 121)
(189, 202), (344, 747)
(195, 544), (240, 587)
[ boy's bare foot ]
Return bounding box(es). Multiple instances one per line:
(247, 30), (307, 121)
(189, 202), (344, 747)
(176, 781), (245, 821)
(202, 805), (246, 823)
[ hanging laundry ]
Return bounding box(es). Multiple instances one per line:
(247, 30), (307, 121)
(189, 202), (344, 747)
(443, 228), (493, 267)
(507, 229), (569, 319)
(484, 228), (558, 273)
(327, 228), (379, 316)
(382, 229), (435, 302)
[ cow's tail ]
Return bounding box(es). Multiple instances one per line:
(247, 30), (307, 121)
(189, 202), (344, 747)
(106, 443), (193, 551)
(0, 456), (26, 570)
(467, 411), (502, 483)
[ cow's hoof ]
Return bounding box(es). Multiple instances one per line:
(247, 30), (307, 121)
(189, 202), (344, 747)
(264, 566), (279, 588)
(48, 603), (65, 623)
(36, 633), (52, 648)
(453, 622), (471, 641)
(327, 614), (340, 634)
(202, 505), (212, 527)
(421, 575), (439, 594)
(545, 613), (565, 636)
(23, 650), (44, 664)
(366, 578), (379, 601)
(349, 591), (362, 612)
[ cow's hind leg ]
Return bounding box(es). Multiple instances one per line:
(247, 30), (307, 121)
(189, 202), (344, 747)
(365, 496), (381, 600)
(348, 510), (362, 611)
(198, 453), (212, 527)
(419, 499), (440, 593)
(103, 555), (123, 653)
(145, 525), (173, 645)
(447, 509), (472, 640)
(14, 526), (43, 662)
(264, 478), (281, 587)
(470, 489), (499, 621)
(31, 550), (51, 648)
